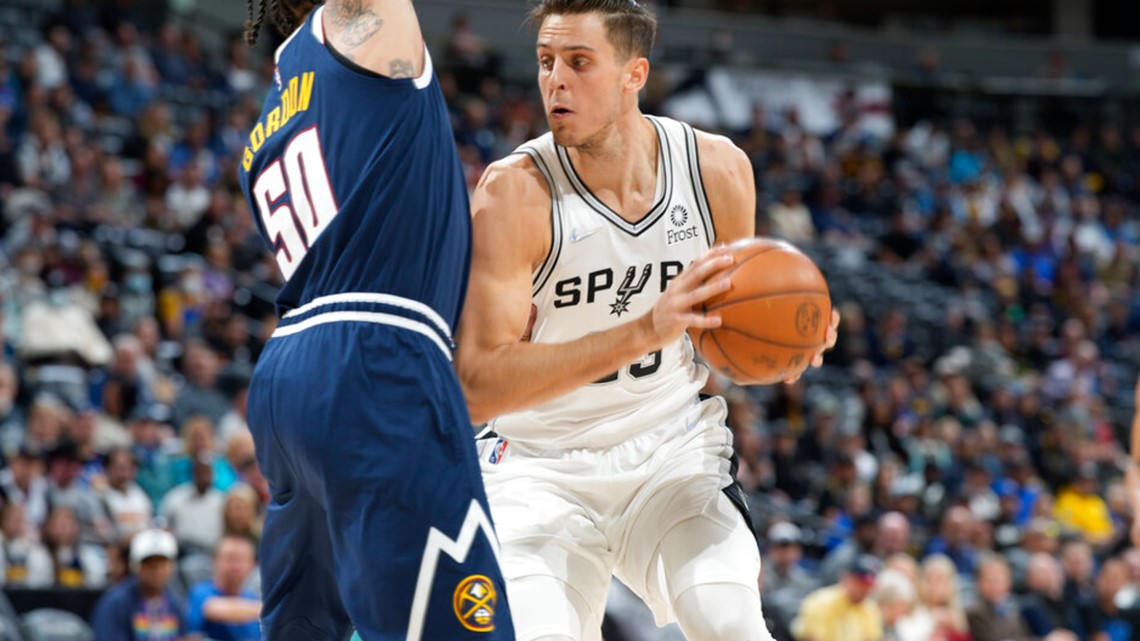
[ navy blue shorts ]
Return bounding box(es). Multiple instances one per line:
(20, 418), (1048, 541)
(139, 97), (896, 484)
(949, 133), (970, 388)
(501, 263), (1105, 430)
(247, 300), (513, 641)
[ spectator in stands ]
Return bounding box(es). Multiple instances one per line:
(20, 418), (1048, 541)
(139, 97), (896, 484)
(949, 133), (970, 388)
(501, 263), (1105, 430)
(0, 501), (52, 587)
(108, 57), (156, 119)
(185, 535), (260, 641)
(101, 447), (153, 541)
(171, 415), (235, 492)
(0, 362), (24, 454)
(171, 340), (228, 426)
(128, 404), (178, 506)
(221, 484), (260, 546)
(763, 522), (819, 640)
(821, 512), (908, 586)
(223, 431), (266, 506)
(91, 528), (185, 641)
(0, 445), (49, 531)
(24, 393), (70, 454)
(101, 334), (155, 423)
(1054, 464), (1115, 546)
(16, 108), (70, 190)
(1060, 538), (1096, 606)
(793, 555), (883, 641)
(215, 365), (251, 450)
(768, 188), (816, 244)
(1077, 558), (1140, 641)
(968, 553), (1076, 641)
(916, 554), (971, 641)
(68, 406), (108, 488)
(42, 505), (106, 588)
(45, 440), (114, 544)
(106, 540), (131, 586)
(1020, 553), (1078, 637)
(159, 455), (224, 556)
(872, 568), (932, 641)
(925, 506), (979, 578)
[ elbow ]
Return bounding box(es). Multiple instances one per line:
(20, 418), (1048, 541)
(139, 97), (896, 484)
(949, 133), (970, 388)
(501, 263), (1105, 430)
(461, 381), (497, 427)
(456, 356), (493, 426)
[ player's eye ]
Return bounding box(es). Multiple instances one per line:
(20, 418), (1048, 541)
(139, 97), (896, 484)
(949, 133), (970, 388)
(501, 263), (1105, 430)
(539, 57), (553, 70)
(573, 57), (588, 68)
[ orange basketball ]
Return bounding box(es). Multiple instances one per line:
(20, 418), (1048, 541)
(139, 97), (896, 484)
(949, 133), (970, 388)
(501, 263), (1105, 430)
(690, 237), (831, 385)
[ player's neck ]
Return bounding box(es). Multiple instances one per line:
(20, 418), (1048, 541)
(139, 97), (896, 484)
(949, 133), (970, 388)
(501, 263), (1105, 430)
(568, 112), (658, 209)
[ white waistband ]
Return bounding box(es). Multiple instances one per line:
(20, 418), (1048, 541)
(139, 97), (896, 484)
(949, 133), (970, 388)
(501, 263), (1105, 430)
(273, 293), (453, 359)
(281, 293), (452, 339)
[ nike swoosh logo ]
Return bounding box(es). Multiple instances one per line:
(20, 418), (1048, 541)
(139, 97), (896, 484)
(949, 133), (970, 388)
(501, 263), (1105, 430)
(570, 227), (601, 243)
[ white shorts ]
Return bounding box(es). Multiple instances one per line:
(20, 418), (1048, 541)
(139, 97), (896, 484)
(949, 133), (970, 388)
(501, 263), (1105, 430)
(479, 396), (761, 638)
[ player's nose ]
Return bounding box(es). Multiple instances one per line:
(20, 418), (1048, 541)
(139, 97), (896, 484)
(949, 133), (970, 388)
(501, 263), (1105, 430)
(548, 58), (570, 89)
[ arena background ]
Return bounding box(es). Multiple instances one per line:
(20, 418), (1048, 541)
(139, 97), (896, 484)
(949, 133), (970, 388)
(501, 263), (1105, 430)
(2, 0), (1140, 640)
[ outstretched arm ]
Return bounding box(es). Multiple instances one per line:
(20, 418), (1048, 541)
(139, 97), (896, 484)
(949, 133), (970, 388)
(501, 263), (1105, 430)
(454, 155), (735, 425)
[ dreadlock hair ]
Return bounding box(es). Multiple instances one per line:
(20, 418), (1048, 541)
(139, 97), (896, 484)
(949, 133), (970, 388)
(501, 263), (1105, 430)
(527, 0), (657, 61)
(244, 0), (321, 46)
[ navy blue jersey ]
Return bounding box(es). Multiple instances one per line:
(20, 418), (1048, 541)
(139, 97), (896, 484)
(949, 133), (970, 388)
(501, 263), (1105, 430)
(238, 10), (470, 331)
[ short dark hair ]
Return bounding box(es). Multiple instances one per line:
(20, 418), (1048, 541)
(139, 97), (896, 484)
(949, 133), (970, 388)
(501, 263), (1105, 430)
(528, 0), (657, 60)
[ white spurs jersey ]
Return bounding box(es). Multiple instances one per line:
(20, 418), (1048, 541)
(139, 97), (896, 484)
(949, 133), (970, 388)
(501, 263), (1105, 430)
(490, 115), (717, 449)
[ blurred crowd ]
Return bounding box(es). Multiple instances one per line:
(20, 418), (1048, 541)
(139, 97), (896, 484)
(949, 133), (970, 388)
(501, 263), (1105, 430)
(3, 1), (1140, 641)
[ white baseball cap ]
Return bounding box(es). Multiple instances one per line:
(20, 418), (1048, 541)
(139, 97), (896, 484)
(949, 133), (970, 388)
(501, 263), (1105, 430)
(130, 529), (178, 571)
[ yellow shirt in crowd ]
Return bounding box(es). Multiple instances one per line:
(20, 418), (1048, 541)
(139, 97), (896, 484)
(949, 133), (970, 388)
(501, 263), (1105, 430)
(792, 584), (883, 641)
(1054, 487), (1114, 544)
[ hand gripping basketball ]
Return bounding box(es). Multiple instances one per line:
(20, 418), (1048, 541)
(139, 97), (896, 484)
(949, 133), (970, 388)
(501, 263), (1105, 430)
(689, 238), (838, 386)
(642, 244), (735, 348)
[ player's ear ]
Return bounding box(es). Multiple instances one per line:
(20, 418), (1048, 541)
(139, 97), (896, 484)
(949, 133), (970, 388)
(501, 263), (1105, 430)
(625, 56), (649, 94)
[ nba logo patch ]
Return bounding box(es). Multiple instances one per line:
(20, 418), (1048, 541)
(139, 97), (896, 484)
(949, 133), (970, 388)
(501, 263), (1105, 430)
(488, 438), (508, 465)
(274, 66), (283, 90)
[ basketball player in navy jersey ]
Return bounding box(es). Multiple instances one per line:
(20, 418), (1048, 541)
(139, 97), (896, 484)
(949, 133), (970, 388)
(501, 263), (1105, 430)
(237, 2), (514, 640)
(454, 2), (837, 641)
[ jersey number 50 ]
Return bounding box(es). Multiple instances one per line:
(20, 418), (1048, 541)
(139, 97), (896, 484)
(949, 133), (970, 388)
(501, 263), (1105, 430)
(252, 126), (339, 281)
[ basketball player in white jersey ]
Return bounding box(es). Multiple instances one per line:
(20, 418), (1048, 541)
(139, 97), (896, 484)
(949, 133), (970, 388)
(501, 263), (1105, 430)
(454, 2), (838, 641)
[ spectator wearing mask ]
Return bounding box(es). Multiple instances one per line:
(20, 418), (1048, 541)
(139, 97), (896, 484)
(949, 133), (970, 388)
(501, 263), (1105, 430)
(91, 528), (186, 641)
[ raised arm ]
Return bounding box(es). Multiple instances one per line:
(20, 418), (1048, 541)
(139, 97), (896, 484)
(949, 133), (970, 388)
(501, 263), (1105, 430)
(244, 0), (428, 79)
(323, 0), (427, 79)
(454, 155), (735, 425)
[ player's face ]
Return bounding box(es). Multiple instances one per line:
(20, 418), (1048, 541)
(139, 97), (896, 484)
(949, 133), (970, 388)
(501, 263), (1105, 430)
(536, 13), (639, 148)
